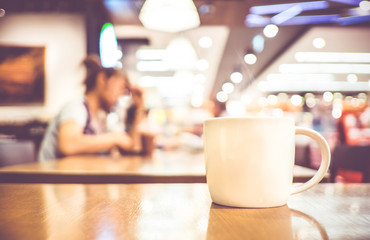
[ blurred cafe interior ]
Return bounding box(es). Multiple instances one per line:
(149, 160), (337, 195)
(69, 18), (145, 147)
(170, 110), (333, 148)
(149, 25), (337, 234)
(0, 0), (370, 183)
(1, 1), (370, 239)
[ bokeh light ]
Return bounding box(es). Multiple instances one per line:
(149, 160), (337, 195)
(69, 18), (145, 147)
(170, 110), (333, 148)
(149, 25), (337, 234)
(263, 24), (279, 38)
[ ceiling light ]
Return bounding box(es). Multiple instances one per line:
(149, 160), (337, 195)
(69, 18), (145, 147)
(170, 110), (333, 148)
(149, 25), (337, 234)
(136, 61), (170, 72)
(230, 72), (243, 83)
(360, 1), (370, 11)
(291, 95), (303, 106)
(252, 35), (265, 53)
(312, 38), (326, 48)
(358, 92), (367, 100)
(306, 97), (316, 108)
(246, 14), (338, 27)
(196, 59), (209, 71)
(249, 1), (329, 15)
(344, 96), (353, 102)
(337, 14), (370, 25)
(226, 100), (246, 116)
(329, 0), (362, 5)
(154, 71), (194, 97)
(295, 52), (370, 63)
(279, 63), (370, 74)
(323, 92), (334, 102)
(167, 36), (197, 70)
(216, 91), (228, 103)
(138, 76), (174, 88)
(139, 0), (200, 33)
(347, 7), (370, 16)
(191, 84), (205, 108)
(191, 95), (204, 108)
(192, 83), (205, 95)
(332, 107), (342, 119)
(257, 81), (268, 91)
(195, 74), (206, 83)
(136, 49), (167, 60)
(267, 73), (334, 82)
(258, 97), (268, 108)
(222, 82), (234, 94)
(244, 53), (257, 65)
(305, 93), (315, 99)
(271, 5), (302, 25)
(280, 14), (339, 25)
(263, 24), (279, 38)
(347, 74), (358, 83)
(277, 93), (289, 101)
(333, 92), (344, 100)
(267, 95), (278, 105)
(351, 100), (361, 108)
(241, 94), (252, 106)
(245, 14), (270, 27)
(198, 36), (213, 48)
(260, 81), (370, 92)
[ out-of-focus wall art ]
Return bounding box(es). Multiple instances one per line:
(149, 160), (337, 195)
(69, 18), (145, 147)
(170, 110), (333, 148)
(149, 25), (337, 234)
(0, 45), (45, 105)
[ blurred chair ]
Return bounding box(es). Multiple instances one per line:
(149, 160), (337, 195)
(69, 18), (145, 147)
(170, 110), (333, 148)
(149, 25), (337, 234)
(330, 145), (370, 183)
(0, 139), (36, 167)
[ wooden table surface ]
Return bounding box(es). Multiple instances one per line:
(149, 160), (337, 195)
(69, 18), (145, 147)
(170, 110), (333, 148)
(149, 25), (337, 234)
(0, 183), (368, 240)
(0, 150), (328, 183)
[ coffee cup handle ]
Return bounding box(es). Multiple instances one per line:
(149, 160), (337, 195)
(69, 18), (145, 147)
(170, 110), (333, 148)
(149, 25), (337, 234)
(291, 127), (331, 195)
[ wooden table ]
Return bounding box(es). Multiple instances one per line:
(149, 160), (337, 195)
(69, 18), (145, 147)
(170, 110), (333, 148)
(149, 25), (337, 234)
(0, 150), (329, 183)
(0, 183), (368, 239)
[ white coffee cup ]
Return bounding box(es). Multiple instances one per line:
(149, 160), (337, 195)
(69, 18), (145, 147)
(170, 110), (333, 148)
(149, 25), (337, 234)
(204, 117), (331, 208)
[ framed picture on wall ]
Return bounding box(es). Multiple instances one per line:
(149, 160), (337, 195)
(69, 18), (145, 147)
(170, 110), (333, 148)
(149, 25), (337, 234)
(0, 44), (45, 106)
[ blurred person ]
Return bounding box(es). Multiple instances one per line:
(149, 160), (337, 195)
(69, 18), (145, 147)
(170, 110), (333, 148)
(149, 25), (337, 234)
(38, 55), (144, 161)
(336, 108), (370, 146)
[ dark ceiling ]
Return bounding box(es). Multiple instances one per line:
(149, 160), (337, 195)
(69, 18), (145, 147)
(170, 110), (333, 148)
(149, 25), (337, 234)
(2, 0), (370, 99)
(103, 0), (370, 98)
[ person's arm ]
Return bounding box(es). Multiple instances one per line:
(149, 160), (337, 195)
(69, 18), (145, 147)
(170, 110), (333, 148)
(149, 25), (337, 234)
(58, 120), (133, 156)
(128, 109), (145, 153)
(125, 86), (146, 153)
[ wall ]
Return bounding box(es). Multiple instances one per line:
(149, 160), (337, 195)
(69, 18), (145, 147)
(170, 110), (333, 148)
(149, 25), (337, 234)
(0, 13), (86, 121)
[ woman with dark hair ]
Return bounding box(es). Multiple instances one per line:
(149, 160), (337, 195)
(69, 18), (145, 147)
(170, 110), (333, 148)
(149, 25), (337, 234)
(38, 55), (143, 161)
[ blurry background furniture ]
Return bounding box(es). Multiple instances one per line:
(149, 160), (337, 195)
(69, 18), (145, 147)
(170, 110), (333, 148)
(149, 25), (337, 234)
(295, 144), (311, 168)
(0, 139), (36, 167)
(0, 149), (328, 183)
(330, 145), (370, 183)
(0, 120), (47, 155)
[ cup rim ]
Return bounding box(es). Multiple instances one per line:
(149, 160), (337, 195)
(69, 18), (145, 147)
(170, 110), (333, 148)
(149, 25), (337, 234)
(204, 116), (294, 124)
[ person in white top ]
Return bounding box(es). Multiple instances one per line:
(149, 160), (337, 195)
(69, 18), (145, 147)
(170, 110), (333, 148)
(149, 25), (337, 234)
(38, 55), (143, 161)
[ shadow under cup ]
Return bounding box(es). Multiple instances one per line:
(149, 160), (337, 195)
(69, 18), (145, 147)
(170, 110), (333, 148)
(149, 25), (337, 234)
(204, 117), (330, 208)
(206, 204), (328, 240)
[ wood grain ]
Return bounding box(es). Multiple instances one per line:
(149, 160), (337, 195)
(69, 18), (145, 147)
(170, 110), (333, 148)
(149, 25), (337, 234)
(0, 183), (369, 239)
